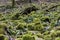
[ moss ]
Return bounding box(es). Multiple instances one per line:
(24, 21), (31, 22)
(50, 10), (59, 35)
(22, 34), (35, 40)
(55, 37), (60, 40)
(36, 33), (43, 38)
(16, 23), (27, 30)
(34, 24), (44, 31)
(27, 23), (35, 30)
(0, 28), (5, 34)
(0, 34), (5, 40)
(43, 35), (52, 40)
(0, 2), (60, 40)
(0, 23), (7, 34)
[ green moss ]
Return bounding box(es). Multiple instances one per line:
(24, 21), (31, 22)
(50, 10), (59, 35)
(44, 35), (52, 40)
(0, 2), (60, 40)
(0, 34), (5, 40)
(22, 34), (35, 40)
(55, 37), (60, 40)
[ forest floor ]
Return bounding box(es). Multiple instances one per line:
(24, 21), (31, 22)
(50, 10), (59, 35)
(0, 1), (60, 40)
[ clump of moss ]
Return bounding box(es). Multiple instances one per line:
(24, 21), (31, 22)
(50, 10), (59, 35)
(22, 34), (35, 40)
(0, 34), (5, 40)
